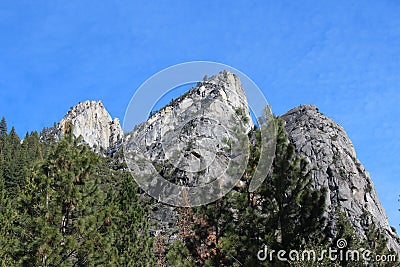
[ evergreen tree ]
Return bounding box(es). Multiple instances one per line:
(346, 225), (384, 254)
(2, 126), (26, 194)
(0, 179), (19, 266)
(112, 171), (157, 266)
(0, 122), (44, 266)
(18, 129), (117, 266)
(166, 240), (194, 267)
(331, 210), (363, 267)
(184, 117), (328, 266)
(192, 197), (232, 266)
(0, 122), (156, 266)
(0, 116), (7, 138)
(361, 219), (395, 267)
(0, 117), (6, 181)
(22, 131), (42, 162)
(258, 118), (327, 252)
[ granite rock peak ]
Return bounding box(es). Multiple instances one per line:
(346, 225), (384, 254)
(58, 100), (123, 152)
(281, 104), (400, 252)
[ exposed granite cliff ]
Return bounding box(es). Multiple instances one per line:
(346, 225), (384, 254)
(125, 71), (252, 189)
(59, 100), (123, 152)
(41, 100), (123, 154)
(281, 104), (400, 252)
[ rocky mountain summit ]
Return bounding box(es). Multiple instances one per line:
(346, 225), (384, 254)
(125, 71), (252, 192)
(41, 100), (123, 154)
(59, 100), (123, 152)
(281, 105), (400, 252)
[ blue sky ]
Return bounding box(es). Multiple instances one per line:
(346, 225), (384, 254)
(0, 1), (399, 229)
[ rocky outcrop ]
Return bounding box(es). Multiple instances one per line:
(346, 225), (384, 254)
(125, 71), (252, 188)
(281, 104), (400, 252)
(58, 100), (123, 153)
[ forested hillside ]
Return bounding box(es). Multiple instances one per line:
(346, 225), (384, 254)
(0, 117), (156, 266)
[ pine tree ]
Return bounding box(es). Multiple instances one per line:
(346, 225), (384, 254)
(7, 125), (157, 266)
(0, 117), (6, 182)
(361, 219), (395, 267)
(0, 179), (19, 266)
(19, 129), (117, 266)
(258, 118), (327, 252)
(2, 127), (26, 194)
(182, 117), (328, 266)
(332, 209), (362, 267)
(0, 116), (7, 138)
(0, 123), (43, 266)
(112, 171), (157, 266)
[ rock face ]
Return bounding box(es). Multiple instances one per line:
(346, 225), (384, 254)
(58, 100), (123, 153)
(125, 71), (252, 189)
(281, 104), (400, 252)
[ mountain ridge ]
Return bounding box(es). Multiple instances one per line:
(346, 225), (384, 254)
(49, 72), (400, 253)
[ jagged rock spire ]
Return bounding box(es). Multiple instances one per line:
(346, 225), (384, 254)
(58, 100), (123, 152)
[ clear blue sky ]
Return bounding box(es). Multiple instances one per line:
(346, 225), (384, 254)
(0, 1), (399, 230)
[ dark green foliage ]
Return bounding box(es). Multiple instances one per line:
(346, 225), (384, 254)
(258, 118), (327, 251)
(332, 210), (362, 267)
(18, 131), (115, 266)
(112, 171), (157, 266)
(0, 178), (19, 266)
(0, 119), (156, 266)
(183, 117), (328, 266)
(234, 107), (250, 123)
(166, 241), (194, 267)
(0, 116), (7, 138)
(3, 127), (22, 189)
(362, 220), (395, 266)
(1, 126), (30, 196)
(173, 117), (393, 266)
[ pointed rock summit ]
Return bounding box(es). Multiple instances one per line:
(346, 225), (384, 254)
(125, 70), (253, 186)
(58, 100), (123, 152)
(281, 104), (400, 252)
